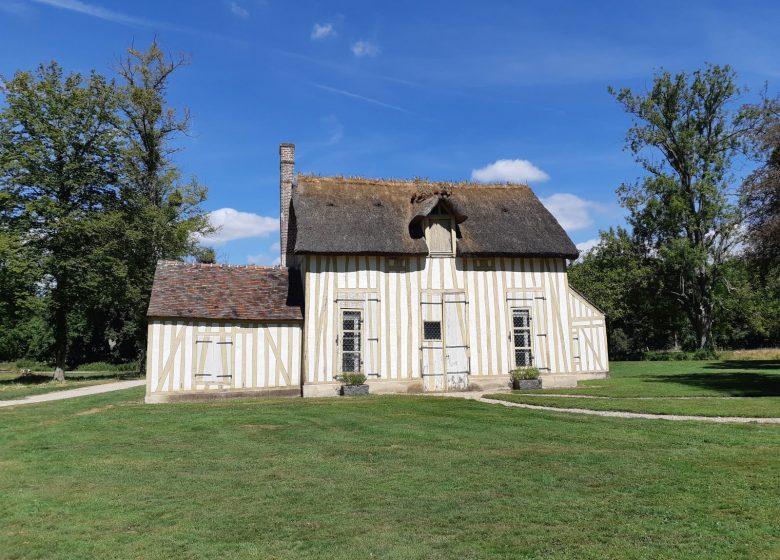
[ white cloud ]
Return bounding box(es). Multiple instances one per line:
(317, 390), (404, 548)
(228, 1), (249, 18)
(576, 238), (600, 254)
(200, 208), (278, 245)
(471, 159), (550, 183)
(351, 40), (380, 58)
(540, 193), (602, 231)
(311, 22), (335, 40)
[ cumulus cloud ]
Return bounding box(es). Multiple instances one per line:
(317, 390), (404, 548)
(471, 159), (550, 183)
(311, 22), (335, 39)
(540, 194), (603, 231)
(575, 238), (600, 254)
(199, 208), (278, 245)
(247, 242), (281, 266)
(351, 40), (380, 57)
(228, 2), (249, 18)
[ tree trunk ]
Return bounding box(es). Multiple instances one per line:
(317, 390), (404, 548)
(52, 274), (68, 380)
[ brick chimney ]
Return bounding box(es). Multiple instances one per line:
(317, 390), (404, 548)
(279, 143), (296, 267)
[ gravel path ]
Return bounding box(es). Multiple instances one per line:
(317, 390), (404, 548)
(479, 397), (780, 424)
(0, 379), (145, 408)
(511, 393), (760, 400)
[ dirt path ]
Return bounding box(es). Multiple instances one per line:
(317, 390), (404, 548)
(0, 379), (145, 408)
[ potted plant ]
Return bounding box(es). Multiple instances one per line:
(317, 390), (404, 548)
(340, 373), (369, 396)
(509, 366), (542, 390)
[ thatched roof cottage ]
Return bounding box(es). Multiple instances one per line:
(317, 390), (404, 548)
(144, 144), (607, 402)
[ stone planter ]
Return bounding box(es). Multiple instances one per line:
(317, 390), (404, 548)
(513, 378), (542, 390)
(341, 384), (369, 396)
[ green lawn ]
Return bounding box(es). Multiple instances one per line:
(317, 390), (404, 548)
(484, 394), (780, 417)
(0, 371), (142, 401)
(535, 360), (780, 397)
(486, 360), (780, 418)
(1, 386), (779, 559)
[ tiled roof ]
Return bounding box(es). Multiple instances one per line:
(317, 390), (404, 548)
(147, 261), (303, 321)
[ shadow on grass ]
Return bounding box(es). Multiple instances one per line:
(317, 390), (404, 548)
(705, 360), (780, 371)
(0, 372), (140, 386)
(650, 361), (780, 397)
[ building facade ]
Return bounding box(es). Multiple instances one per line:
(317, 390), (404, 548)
(145, 144), (608, 403)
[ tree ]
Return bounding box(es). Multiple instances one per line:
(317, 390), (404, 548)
(0, 63), (122, 379)
(741, 95), (780, 266)
(568, 228), (684, 358)
(609, 65), (754, 350)
(113, 40), (212, 367)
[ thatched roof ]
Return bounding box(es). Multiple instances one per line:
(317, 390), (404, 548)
(147, 261), (303, 321)
(292, 176), (578, 258)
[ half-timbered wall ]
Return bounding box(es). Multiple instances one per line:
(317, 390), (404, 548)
(302, 255), (593, 385)
(568, 289), (609, 374)
(146, 320), (302, 394)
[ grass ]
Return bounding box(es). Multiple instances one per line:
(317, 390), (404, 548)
(484, 359), (780, 418)
(0, 371), (142, 401)
(484, 394), (780, 417)
(531, 360), (780, 398)
(1, 386), (780, 559)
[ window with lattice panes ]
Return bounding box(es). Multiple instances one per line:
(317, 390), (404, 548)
(511, 309), (533, 367)
(423, 321), (442, 340)
(341, 310), (362, 373)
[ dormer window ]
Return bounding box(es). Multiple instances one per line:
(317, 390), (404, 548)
(425, 204), (455, 257)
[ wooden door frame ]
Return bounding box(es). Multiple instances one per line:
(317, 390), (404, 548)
(419, 291), (470, 390)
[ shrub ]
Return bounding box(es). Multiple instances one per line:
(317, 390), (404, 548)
(341, 373), (367, 386)
(73, 361), (139, 372)
(642, 349), (719, 361)
(509, 367), (540, 381)
(14, 359), (51, 371)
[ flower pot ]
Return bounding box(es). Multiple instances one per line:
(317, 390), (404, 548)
(341, 384), (369, 396)
(513, 378), (542, 390)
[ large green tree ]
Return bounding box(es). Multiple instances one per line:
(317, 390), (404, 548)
(741, 95), (780, 266)
(568, 228), (684, 358)
(113, 40), (212, 367)
(609, 65), (755, 350)
(0, 63), (123, 379)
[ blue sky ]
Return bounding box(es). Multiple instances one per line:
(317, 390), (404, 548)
(2, 0), (779, 264)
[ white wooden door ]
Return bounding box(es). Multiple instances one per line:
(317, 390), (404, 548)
(420, 294), (445, 391)
(420, 292), (470, 391)
(443, 292), (469, 390)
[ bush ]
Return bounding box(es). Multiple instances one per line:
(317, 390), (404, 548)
(642, 349), (719, 361)
(14, 359), (51, 371)
(509, 367), (540, 381)
(341, 373), (367, 386)
(73, 361), (139, 372)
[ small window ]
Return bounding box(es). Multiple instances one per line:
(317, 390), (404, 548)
(511, 309), (533, 367)
(426, 217), (453, 256)
(341, 310), (362, 373)
(386, 257), (408, 272)
(423, 321), (442, 340)
(473, 258), (494, 271)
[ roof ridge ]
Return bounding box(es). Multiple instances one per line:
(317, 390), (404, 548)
(157, 260), (284, 271)
(297, 174), (531, 189)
